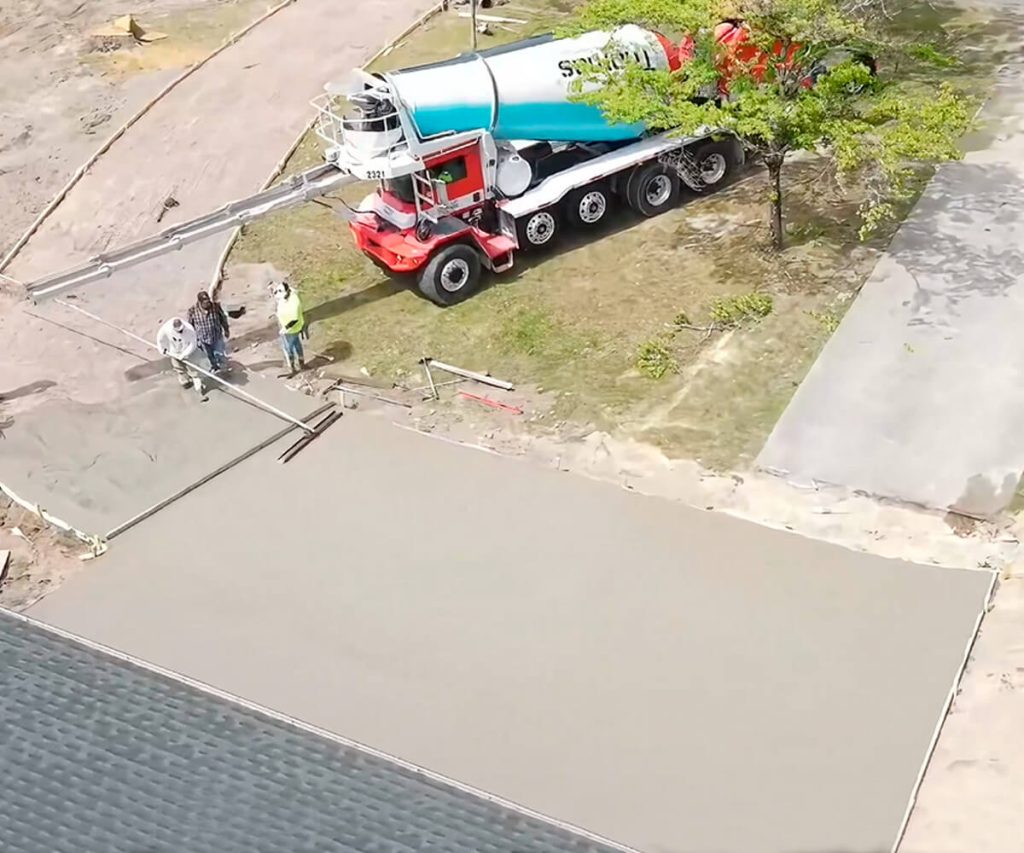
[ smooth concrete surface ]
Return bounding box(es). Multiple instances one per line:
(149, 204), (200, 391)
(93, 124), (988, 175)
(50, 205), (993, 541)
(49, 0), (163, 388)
(30, 413), (994, 853)
(758, 64), (1024, 517)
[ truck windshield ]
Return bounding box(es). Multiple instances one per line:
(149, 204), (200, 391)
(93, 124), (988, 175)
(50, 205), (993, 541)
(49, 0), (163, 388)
(383, 176), (415, 204)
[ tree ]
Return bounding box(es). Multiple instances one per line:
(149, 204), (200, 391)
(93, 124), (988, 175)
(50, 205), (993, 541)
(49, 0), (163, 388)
(568, 0), (972, 250)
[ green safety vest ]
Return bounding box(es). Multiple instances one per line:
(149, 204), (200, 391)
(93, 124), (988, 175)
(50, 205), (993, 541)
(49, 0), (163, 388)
(277, 293), (304, 335)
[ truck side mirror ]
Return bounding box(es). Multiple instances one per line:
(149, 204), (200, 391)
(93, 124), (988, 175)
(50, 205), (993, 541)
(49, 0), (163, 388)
(432, 180), (450, 205)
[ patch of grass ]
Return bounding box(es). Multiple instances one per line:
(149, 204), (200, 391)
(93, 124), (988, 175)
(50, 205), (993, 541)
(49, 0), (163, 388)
(808, 308), (841, 334)
(906, 41), (959, 68)
(636, 339), (678, 380)
(709, 293), (774, 328)
(500, 306), (555, 356)
(787, 221), (830, 245)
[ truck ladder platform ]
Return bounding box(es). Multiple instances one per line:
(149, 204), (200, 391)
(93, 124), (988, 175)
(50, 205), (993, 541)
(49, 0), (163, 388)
(20, 163), (355, 302)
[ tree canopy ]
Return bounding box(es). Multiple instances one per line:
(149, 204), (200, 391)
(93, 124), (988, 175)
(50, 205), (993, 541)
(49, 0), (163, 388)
(568, 0), (973, 249)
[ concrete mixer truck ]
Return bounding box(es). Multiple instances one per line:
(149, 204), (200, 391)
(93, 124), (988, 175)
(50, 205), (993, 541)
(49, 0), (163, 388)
(20, 24), (744, 306)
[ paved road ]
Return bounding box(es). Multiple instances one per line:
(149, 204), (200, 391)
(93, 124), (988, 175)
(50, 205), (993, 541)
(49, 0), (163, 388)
(758, 63), (1024, 518)
(29, 412), (993, 853)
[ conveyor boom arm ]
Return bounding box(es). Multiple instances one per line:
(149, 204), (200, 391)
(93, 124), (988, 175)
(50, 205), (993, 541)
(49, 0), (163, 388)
(21, 164), (355, 302)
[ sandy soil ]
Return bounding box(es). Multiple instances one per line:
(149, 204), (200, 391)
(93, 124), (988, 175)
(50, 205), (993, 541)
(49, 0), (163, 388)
(0, 494), (84, 610)
(899, 571), (1024, 853)
(0, 0), (253, 258)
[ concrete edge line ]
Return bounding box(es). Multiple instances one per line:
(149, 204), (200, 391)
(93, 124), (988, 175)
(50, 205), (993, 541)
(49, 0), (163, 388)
(390, 420), (504, 456)
(208, 0), (448, 294)
(2, 606), (643, 853)
(888, 568), (999, 853)
(104, 401), (335, 541)
(0, 479), (105, 556)
(0, 0), (302, 275)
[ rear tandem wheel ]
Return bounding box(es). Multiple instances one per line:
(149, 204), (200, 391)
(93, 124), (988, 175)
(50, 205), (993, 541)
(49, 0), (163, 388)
(624, 162), (681, 217)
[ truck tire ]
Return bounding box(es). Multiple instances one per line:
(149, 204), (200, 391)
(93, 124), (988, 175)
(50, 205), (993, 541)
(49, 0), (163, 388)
(417, 243), (482, 307)
(689, 140), (740, 193)
(625, 162), (680, 218)
(563, 182), (613, 230)
(516, 208), (560, 251)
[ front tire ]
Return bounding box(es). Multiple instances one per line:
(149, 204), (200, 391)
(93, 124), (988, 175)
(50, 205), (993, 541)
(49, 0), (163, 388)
(417, 243), (482, 307)
(625, 162), (680, 218)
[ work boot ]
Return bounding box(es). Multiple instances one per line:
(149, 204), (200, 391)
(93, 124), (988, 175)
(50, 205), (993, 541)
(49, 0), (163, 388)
(296, 357), (305, 372)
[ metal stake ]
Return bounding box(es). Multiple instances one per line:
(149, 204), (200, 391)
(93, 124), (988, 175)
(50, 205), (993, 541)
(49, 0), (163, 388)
(422, 356), (439, 400)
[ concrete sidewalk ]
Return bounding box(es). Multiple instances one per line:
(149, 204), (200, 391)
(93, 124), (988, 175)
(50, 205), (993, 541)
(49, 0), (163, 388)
(758, 63), (1024, 518)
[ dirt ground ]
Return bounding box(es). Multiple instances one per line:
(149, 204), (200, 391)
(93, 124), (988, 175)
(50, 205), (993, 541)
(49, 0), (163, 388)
(0, 0), (269, 258)
(0, 494), (84, 610)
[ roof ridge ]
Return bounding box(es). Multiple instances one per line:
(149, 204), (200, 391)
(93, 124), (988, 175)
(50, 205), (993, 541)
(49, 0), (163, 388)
(4, 607), (643, 853)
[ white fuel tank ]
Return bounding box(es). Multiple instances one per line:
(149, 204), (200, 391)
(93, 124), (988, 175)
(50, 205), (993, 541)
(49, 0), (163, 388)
(494, 145), (533, 197)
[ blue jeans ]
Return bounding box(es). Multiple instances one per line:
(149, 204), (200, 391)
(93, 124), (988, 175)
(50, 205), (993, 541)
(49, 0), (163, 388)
(200, 337), (227, 371)
(281, 333), (304, 363)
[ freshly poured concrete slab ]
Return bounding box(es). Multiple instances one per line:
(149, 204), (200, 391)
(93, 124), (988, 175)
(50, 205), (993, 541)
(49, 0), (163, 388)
(0, 374), (320, 537)
(30, 414), (993, 853)
(758, 67), (1024, 517)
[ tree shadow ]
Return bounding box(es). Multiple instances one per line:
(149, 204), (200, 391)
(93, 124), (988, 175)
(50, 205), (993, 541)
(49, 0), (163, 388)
(954, 470), (1021, 520)
(878, 160), (1024, 327)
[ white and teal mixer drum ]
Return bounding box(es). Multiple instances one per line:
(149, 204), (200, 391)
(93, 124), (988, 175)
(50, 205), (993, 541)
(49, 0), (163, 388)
(378, 25), (676, 144)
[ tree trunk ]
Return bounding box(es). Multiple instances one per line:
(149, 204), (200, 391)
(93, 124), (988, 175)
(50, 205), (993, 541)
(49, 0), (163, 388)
(766, 155), (785, 252)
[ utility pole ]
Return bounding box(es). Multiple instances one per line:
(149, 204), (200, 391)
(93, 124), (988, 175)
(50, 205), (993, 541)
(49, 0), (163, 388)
(470, 0), (478, 51)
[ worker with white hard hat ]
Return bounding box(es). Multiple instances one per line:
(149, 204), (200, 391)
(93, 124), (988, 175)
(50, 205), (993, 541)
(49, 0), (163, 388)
(156, 316), (205, 397)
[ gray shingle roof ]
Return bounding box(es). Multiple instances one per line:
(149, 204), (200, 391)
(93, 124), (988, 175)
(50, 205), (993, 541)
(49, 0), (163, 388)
(0, 611), (630, 853)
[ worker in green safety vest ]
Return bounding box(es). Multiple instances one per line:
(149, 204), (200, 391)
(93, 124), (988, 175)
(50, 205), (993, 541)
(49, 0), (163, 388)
(273, 281), (305, 375)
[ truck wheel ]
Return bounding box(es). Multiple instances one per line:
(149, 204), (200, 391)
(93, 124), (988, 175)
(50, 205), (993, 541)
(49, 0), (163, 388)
(626, 163), (680, 218)
(690, 140), (740, 193)
(564, 183), (613, 230)
(516, 208), (559, 251)
(417, 243), (482, 307)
